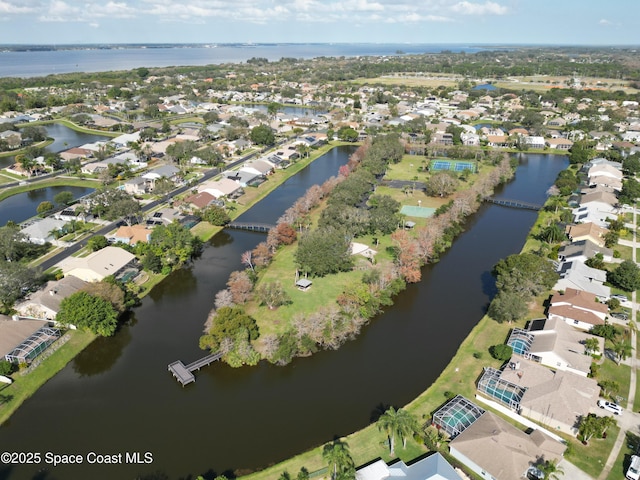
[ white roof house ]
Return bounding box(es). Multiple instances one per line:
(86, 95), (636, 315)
(198, 177), (243, 199)
(21, 218), (68, 245)
(61, 246), (136, 282)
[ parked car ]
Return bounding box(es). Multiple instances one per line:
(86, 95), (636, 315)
(598, 399), (623, 415)
(627, 455), (640, 480)
(612, 294), (629, 302)
(612, 312), (629, 321)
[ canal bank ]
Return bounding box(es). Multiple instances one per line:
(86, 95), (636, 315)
(0, 152), (567, 480)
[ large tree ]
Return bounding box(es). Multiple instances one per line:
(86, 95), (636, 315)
(145, 222), (202, 271)
(608, 260), (640, 292)
(295, 227), (353, 277)
(0, 261), (39, 310)
(250, 124), (275, 146)
(376, 407), (417, 455)
(56, 291), (119, 336)
(426, 171), (459, 197)
(493, 253), (558, 298)
(488, 291), (528, 324)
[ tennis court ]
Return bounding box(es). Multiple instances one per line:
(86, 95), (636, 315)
(430, 159), (476, 173)
(401, 205), (436, 218)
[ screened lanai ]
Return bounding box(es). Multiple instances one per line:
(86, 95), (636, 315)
(432, 395), (485, 438)
(5, 327), (60, 364)
(477, 367), (527, 410)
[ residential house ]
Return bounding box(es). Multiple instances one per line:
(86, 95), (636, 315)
(489, 357), (600, 435)
(184, 192), (218, 210)
(59, 147), (94, 162)
(356, 453), (462, 480)
(14, 276), (88, 321)
(554, 260), (611, 301)
(0, 315), (59, 365)
(558, 240), (613, 263)
(572, 191), (619, 226)
(0, 130), (22, 149)
(524, 136), (545, 149)
(588, 163), (623, 182)
(198, 177), (244, 199)
(225, 169), (262, 187)
(548, 288), (609, 331)
(21, 218), (68, 245)
(486, 135), (509, 148)
(123, 177), (148, 195)
(565, 222), (608, 248)
(545, 138), (574, 150)
(508, 317), (603, 377)
(108, 224), (152, 246)
(141, 164), (181, 191)
(61, 246), (137, 282)
(240, 159), (274, 177)
(448, 409), (565, 480)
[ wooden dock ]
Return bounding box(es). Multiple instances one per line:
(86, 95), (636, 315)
(484, 198), (542, 211)
(168, 352), (223, 386)
(227, 221), (276, 232)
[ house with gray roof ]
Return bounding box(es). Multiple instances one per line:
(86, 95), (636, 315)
(558, 239), (613, 263)
(554, 260), (610, 301)
(0, 315), (60, 365)
(356, 453), (462, 480)
(21, 217), (68, 245)
(14, 276), (88, 320)
(224, 169), (262, 187)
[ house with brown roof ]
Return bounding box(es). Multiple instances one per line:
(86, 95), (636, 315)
(565, 222), (608, 247)
(109, 224), (152, 246)
(0, 315), (60, 364)
(184, 191), (217, 210)
(548, 288), (608, 331)
(545, 138), (574, 150)
(59, 147), (94, 162)
(449, 410), (566, 480)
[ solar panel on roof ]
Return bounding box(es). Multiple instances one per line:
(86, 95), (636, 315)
(153, 212), (162, 218)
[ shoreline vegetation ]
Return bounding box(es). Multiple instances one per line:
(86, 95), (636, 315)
(236, 159), (558, 480)
(200, 135), (516, 370)
(0, 141), (349, 425)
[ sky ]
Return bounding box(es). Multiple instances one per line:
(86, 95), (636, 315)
(0, 0), (638, 45)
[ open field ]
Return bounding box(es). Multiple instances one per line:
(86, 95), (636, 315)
(351, 74), (639, 94)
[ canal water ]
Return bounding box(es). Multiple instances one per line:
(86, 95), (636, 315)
(0, 150), (568, 480)
(0, 185), (95, 226)
(0, 123), (109, 170)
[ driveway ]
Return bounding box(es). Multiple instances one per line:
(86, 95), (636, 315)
(559, 459), (595, 480)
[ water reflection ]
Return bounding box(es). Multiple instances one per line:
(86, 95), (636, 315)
(72, 316), (134, 377)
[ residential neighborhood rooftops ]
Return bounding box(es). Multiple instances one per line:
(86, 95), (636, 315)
(0, 316), (49, 359)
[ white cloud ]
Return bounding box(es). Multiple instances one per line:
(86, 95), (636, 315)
(599, 18), (612, 26)
(450, 1), (508, 15)
(0, 0), (37, 14)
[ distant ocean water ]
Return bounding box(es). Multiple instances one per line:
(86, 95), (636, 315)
(0, 43), (494, 78)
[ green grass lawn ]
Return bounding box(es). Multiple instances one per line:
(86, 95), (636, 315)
(190, 221), (223, 241)
(606, 430), (638, 480)
(0, 330), (96, 426)
(565, 424), (620, 478)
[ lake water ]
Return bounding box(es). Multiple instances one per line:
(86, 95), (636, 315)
(0, 150), (568, 480)
(0, 185), (95, 226)
(0, 44), (494, 78)
(0, 123), (110, 170)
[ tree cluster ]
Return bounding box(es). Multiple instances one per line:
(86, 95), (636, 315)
(489, 252), (559, 323)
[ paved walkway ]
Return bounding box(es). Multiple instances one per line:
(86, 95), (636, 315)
(598, 206), (639, 480)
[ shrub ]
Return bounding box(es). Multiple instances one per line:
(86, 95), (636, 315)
(0, 360), (13, 376)
(489, 344), (513, 361)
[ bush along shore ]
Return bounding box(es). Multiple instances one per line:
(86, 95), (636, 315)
(200, 134), (516, 367)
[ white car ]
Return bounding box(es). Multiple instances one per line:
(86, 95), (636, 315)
(627, 455), (640, 480)
(598, 399), (623, 415)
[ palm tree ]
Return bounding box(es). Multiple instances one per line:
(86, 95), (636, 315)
(396, 408), (419, 448)
(322, 440), (354, 480)
(613, 339), (632, 365)
(538, 459), (565, 480)
(584, 337), (600, 355)
(599, 415), (617, 437)
(377, 406), (417, 455)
